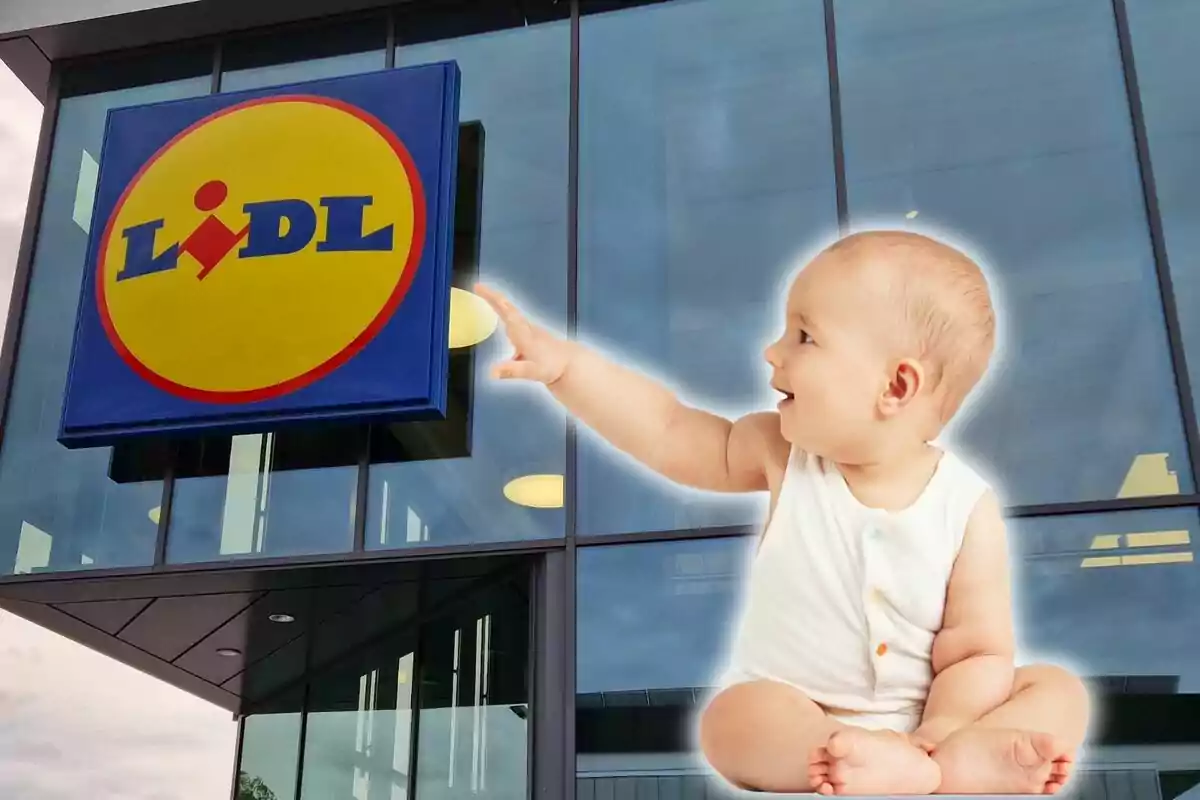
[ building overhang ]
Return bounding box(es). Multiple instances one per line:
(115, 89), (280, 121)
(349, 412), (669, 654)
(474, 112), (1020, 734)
(0, 0), (400, 100)
(0, 548), (533, 715)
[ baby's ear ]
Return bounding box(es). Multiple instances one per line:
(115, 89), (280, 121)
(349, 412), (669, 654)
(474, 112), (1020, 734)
(881, 358), (924, 413)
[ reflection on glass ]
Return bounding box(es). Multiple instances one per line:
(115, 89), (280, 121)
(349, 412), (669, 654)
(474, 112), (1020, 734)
(573, 517), (1200, 786)
(220, 17), (387, 93)
(416, 579), (529, 800)
(238, 701), (303, 800)
(576, 0), (837, 536)
(835, 0), (1192, 506)
(1013, 508), (1200, 691)
(166, 428), (362, 563)
(300, 651), (416, 800)
(366, 19), (570, 548)
(1125, 0), (1200, 447)
(575, 538), (755, 786)
(0, 65), (210, 575)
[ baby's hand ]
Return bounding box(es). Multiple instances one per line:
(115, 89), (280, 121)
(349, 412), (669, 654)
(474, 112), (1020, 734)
(475, 284), (574, 385)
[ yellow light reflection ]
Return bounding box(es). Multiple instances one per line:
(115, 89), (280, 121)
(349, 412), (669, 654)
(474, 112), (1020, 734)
(1082, 528), (1193, 568)
(1088, 535), (1121, 550)
(1082, 552), (1193, 568)
(503, 474), (564, 509)
(1117, 453), (1180, 498)
(1126, 530), (1189, 548)
(449, 287), (498, 349)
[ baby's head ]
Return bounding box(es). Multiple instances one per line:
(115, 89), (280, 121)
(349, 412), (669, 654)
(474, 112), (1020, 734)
(765, 230), (996, 462)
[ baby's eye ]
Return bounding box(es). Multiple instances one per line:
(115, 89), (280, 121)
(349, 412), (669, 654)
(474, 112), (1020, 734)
(799, 329), (814, 345)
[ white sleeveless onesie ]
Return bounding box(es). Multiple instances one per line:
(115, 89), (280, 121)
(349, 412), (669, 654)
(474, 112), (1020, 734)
(718, 446), (991, 733)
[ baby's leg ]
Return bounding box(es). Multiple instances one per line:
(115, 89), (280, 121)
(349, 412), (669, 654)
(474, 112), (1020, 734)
(931, 664), (1091, 795)
(699, 680), (940, 795)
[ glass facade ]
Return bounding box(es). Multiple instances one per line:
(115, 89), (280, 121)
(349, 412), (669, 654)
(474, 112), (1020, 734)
(0, 51), (211, 576)
(368, 7), (571, 549)
(233, 568), (530, 800)
(3, 0), (1200, 797)
(575, 0), (838, 536)
(837, 0), (1191, 508)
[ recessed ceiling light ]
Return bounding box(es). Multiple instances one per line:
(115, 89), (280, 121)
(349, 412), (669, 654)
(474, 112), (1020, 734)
(148, 506), (161, 525)
(503, 474), (564, 509)
(448, 287), (498, 349)
(216, 648), (241, 658)
(905, 209), (920, 219)
(268, 613), (295, 624)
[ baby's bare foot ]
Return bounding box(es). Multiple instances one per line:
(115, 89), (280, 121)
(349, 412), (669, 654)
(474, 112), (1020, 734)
(933, 727), (1074, 794)
(807, 728), (941, 796)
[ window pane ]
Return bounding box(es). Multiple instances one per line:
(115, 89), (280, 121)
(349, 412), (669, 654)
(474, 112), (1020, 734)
(574, 522), (1200, 786)
(836, 0), (1191, 506)
(234, 564), (526, 800)
(1015, 508), (1200, 692)
(1126, 0), (1200, 443)
(576, 0), (837, 536)
(300, 646), (417, 800)
(575, 538), (754, 784)
(165, 427), (362, 563)
(238, 693), (303, 800)
(220, 16), (387, 93)
(365, 16), (570, 548)
(415, 576), (530, 800)
(0, 64), (210, 576)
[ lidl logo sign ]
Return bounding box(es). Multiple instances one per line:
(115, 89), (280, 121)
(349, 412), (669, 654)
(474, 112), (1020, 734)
(100, 96), (424, 403)
(60, 65), (460, 446)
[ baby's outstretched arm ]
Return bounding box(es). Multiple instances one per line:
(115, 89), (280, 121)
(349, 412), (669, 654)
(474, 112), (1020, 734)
(476, 284), (784, 492)
(911, 491), (1016, 747)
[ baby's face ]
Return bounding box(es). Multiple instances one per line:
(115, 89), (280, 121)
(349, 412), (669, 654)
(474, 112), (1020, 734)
(764, 255), (903, 459)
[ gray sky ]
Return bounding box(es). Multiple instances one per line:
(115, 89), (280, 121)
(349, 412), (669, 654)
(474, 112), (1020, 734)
(0, 66), (235, 800)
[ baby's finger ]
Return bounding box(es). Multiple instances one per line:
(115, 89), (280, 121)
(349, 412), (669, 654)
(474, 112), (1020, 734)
(474, 283), (525, 327)
(476, 284), (539, 349)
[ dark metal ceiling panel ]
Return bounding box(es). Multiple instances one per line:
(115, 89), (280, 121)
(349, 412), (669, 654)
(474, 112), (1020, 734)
(0, 597), (239, 710)
(0, 558), (388, 603)
(0, 551), (531, 714)
(174, 584), (371, 685)
(228, 633), (309, 704)
(119, 591), (263, 661)
(54, 597), (151, 634)
(309, 581), (420, 672)
(0, 0), (198, 35)
(0, 36), (49, 100)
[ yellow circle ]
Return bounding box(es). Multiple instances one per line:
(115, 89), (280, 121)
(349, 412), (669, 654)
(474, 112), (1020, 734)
(100, 97), (421, 400)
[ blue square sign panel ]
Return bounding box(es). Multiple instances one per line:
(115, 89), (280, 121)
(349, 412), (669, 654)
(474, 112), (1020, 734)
(58, 63), (461, 447)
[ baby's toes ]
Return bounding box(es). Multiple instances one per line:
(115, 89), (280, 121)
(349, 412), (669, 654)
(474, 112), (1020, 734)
(1046, 758), (1074, 794)
(807, 747), (831, 789)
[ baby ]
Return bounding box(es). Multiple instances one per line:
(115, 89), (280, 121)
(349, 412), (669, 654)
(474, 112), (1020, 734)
(477, 229), (1091, 796)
